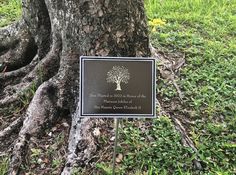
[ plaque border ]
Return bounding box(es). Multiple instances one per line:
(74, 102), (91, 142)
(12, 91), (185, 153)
(79, 56), (156, 118)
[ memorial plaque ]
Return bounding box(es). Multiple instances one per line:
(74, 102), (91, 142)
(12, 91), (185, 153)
(79, 56), (156, 118)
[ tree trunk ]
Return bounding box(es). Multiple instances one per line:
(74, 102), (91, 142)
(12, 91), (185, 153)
(0, 0), (150, 174)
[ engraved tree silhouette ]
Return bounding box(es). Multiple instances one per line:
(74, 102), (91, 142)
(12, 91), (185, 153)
(106, 66), (130, 91)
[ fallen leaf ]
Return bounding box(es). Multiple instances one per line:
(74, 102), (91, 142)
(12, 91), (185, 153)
(43, 158), (49, 164)
(62, 122), (69, 128)
(116, 153), (123, 163)
(110, 136), (115, 141)
(93, 128), (101, 137)
(52, 127), (57, 132)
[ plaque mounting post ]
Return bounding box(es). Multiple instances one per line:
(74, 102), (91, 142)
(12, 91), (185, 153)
(79, 56), (156, 173)
(112, 118), (120, 175)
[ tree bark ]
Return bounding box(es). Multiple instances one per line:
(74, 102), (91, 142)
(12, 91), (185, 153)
(0, 0), (150, 174)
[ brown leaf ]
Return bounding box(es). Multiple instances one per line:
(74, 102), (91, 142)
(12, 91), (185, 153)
(43, 158), (49, 164)
(52, 127), (57, 132)
(93, 128), (101, 137)
(116, 153), (123, 163)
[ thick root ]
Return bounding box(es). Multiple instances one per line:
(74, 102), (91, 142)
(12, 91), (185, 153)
(0, 81), (34, 108)
(0, 117), (24, 141)
(0, 42), (62, 174)
(22, 44), (61, 83)
(7, 41), (62, 173)
(0, 31), (61, 173)
(62, 117), (97, 175)
(0, 54), (39, 86)
(0, 46), (60, 108)
(8, 79), (60, 175)
(9, 134), (30, 175)
(0, 21), (25, 50)
(0, 31), (37, 72)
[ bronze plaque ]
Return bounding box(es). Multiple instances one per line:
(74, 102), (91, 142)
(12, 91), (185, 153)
(79, 56), (156, 118)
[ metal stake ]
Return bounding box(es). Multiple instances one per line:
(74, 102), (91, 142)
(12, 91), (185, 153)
(112, 118), (120, 175)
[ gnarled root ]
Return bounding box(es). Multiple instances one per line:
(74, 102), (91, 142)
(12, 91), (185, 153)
(8, 79), (61, 175)
(0, 21), (25, 50)
(0, 30), (37, 72)
(0, 19), (67, 174)
(0, 20), (37, 73)
(0, 54), (39, 87)
(0, 117), (24, 142)
(0, 46), (60, 108)
(0, 28), (62, 173)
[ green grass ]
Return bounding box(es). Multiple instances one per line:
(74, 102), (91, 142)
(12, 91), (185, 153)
(120, 117), (195, 174)
(117, 0), (235, 174)
(0, 156), (9, 175)
(0, 0), (21, 27)
(99, 0), (235, 174)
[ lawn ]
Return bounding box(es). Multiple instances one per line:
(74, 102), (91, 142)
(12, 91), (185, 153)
(114, 0), (236, 174)
(0, 0), (21, 27)
(0, 0), (235, 174)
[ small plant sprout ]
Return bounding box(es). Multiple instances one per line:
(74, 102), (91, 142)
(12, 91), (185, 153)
(106, 65), (130, 91)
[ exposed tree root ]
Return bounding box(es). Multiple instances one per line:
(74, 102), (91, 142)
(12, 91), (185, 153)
(171, 73), (184, 101)
(8, 79), (61, 175)
(2, 33), (62, 174)
(20, 47), (60, 86)
(0, 81), (37, 109)
(0, 19), (62, 174)
(151, 44), (185, 101)
(0, 21), (25, 50)
(0, 30), (37, 72)
(9, 134), (30, 175)
(0, 46), (60, 108)
(0, 117), (24, 142)
(0, 37), (62, 174)
(171, 117), (202, 170)
(152, 45), (202, 170)
(0, 54), (39, 86)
